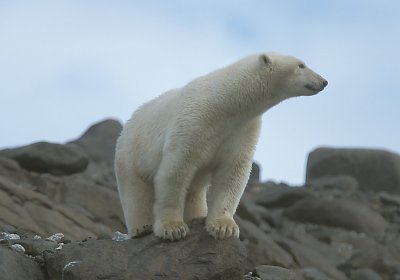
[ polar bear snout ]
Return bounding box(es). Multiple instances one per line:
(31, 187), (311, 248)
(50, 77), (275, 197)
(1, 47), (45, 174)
(305, 78), (328, 91)
(305, 76), (328, 94)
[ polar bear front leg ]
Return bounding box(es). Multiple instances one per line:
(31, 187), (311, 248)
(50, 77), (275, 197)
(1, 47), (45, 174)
(153, 153), (197, 241)
(206, 155), (253, 240)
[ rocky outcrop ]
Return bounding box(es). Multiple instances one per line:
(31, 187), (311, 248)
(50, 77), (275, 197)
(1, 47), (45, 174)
(67, 119), (122, 162)
(1, 121), (400, 280)
(45, 219), (246, 280)
(0, 120), (125, 240)
(0, 142), (89, 175)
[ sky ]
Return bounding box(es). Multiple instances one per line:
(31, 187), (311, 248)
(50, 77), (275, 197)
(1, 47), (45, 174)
(0, 0), (399, 185)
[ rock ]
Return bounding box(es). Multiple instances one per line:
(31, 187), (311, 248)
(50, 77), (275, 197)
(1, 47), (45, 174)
(271, 234), (349, 280)
(379, 192), (400, 207)
(306, 148), (400, 194)
(68, 119), (122, 162)
(249, 162), (261, 183)
(0, 175), (109, 239)
(236, 216), (294, 269)
(305, 175), (359, 192)
(46, 233), (64, 243)
(255, 265), (296, 280)
(351, 268), (382, 280)
(7, 238), (59, 257)
(301, 267), (330, 280)
(0, 233), (20, 241)
(255, 186), (313, 209)
(10, 244), (25, 253)
(284, 198), (388, 236)
(237, 199), (263, 227)
(112, 231), (129, 241)
(286, 225), (342, 267)
(342, 235), (400, 279)
(58, 175), (125, 233)
(0, 142), (88, 175)
(0, 245), (45, 280)
(45, 219), (247, 280)
(244, 271), (262, 280)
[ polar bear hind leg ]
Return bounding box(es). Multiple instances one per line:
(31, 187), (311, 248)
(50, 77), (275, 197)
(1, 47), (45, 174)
(184, 172), (210, 222)
(152, 150), (199, 241)
(117, 173), (154, 238)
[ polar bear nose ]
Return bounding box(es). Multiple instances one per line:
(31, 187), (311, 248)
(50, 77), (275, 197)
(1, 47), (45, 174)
(322, 79), (328, 87)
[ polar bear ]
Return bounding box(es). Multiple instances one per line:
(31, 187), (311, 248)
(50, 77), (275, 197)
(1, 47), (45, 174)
(115, 52), (327, 241)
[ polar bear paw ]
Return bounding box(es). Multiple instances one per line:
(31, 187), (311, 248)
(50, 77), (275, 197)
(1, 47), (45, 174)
(129, 224), (153, 238)
(154, 220), (189, 241)
(206, 217), (240, 240)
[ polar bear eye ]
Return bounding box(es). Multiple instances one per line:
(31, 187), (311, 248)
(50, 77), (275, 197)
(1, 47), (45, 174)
(298, 63), (306, 69)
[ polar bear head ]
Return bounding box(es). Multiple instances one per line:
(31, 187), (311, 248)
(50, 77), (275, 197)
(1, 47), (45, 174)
(257, 52), (328, 99)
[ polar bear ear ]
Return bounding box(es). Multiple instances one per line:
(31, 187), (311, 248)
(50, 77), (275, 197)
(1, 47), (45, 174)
(259, 54), (271, 67)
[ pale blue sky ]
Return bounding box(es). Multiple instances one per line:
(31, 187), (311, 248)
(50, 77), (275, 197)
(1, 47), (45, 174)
(1, 1), (399, 184)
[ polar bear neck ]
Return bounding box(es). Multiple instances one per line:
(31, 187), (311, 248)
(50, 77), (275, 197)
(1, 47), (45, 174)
(183, 59), (284, 120)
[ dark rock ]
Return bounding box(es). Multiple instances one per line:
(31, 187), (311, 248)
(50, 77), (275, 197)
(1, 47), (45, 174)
(237, 199), (263, 226)
(59, 175), (125, 232)
(0, 155), (21, 172)
(0, 174), (113, 239)
(301, 267), (330, 280)
(306, 147), (400, 194)
(45, 219), (247, 280)
(68, 119), (122, 162)
(271, 234), (349, 280)
(236, 216), (294, 269)
(286, 225), (342, 267)
(0, 142), (88, 175)
(0, 245), (45, 280)
(351, 268), (382, 280)
(342, 234), (400, 279)
(254, 265), (296, 280)
(379, 192), (400, 207)
(256, 186), (313, 209)
(249, 162), (261, 183)
(284, 198), (388, 235)
(8, 238), (59, 257)
(305, 175), (359, 192)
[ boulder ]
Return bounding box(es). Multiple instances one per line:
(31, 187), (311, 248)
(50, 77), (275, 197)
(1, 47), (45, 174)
(255, 186), (313, 209)
(0, 245), (45, 280)
(236, 216), (294, 269)
(68, 119), (122, 162)
(301, 267), (330, 280)
(45, 219), (247, 280)
(0, 142), (88, 175)
(254, 265), (296, 280)
(249, 162), (261, 183)
(271, 234), (349, 280)
(305, 175), (359, 192)
(306, 147), (400, 194)
(284, 198), (388, 236)
(350, 268), (382, 280)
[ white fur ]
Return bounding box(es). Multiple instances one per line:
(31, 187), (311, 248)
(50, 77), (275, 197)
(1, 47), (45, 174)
(115, 52), (327, 241)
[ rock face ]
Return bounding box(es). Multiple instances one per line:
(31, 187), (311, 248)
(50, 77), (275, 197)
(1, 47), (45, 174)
(1, 120), (400, 280)
(306, 147), (400, 193)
